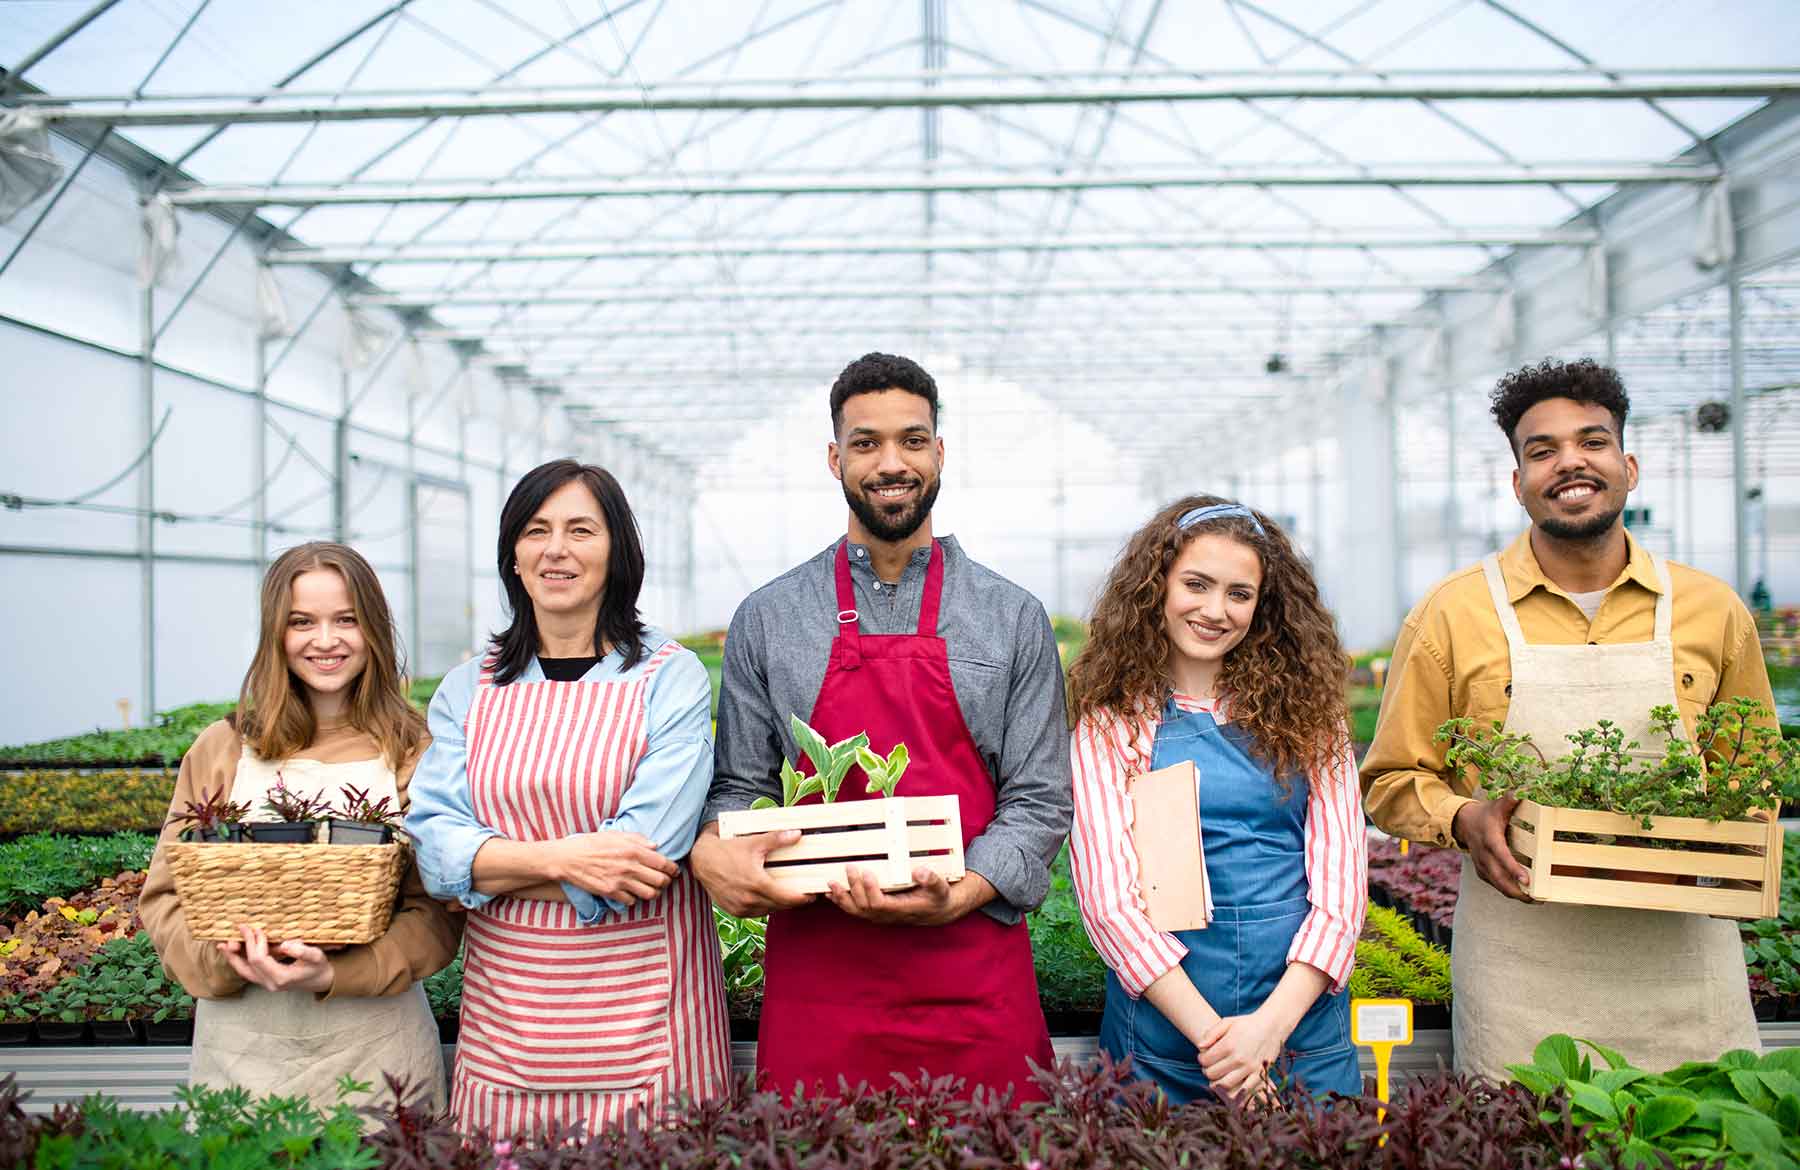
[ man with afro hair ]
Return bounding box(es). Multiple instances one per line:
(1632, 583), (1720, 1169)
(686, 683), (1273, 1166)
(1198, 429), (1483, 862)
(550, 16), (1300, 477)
(1362, 357), (1776, 1079)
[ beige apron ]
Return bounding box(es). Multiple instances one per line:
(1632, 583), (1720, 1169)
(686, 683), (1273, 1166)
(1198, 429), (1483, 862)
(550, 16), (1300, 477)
(1451, 550), (1757, 1080)
(190, 748), (447, 1118)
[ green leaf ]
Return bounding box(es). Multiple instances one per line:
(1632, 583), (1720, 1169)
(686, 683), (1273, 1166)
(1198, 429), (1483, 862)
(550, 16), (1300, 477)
(1578, 1036), (1632, 1072)
(1568, 1079), (1620, 1123)
(1634, 1095), (1697, 1139)
(779, 759), (807, 807)
(1534, 1034), (1584, 1080)
(1774, 1092), (1800, 1135)
(1729, 1069), (1773, 1111)
(749, 796), (778, 811)
(1762, 1048), (1800, 1077)
(1508, 1064), (1563, 1096)
(1721, 1110), (1788, 1160)
(789, 714), (832, 778)
(1719, 1048), (1760, 1070)
(1593, 1068), (1649, 1094)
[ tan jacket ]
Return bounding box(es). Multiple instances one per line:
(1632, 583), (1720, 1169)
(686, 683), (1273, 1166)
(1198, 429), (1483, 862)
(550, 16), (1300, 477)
(140, 718), (462, 999)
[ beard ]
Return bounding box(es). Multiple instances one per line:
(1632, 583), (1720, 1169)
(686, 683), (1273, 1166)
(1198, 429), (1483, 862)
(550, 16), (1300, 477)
(1538, 503), (1625, 542)
(844, 473), (941, 543)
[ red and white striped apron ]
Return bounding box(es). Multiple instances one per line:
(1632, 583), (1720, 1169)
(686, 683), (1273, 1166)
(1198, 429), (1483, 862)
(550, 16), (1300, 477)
(450, 643), (729, 1138)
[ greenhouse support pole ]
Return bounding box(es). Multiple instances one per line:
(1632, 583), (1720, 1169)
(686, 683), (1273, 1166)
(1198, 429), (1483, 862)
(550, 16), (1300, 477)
(1386, 351), (1408, 632)
(457, 361), (475, 660)
(138, 251), (157, 721)
(1727, 264), (1748, 598)
(1440, 307), (1458, 574)
(253, 323), (268, 571)
(334, 367), (350, 543)
(1681, 410), (1695, 564)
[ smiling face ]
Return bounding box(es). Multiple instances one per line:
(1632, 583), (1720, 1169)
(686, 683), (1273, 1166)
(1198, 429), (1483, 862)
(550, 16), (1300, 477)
(828, 388), (944, 544)
(1510, 396), (1638, 543)
(1162, 532), (1263, 691)
(283, 567), (368, 715)
(514, 478), (611, 621)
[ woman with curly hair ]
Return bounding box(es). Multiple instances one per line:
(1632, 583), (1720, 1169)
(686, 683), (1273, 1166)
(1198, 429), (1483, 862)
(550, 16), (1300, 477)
(1066, 497), (1366, 1104)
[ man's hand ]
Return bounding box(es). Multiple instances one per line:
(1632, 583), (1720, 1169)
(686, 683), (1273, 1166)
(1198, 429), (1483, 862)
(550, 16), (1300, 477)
(1197, 1010), (1285, 1103)
(1453, 795), (1533, 902)
(544, 831), (679, 907)
(824, 866), (994, 927)
(218, 924), (335, 994)
(689, 823), (816, 918)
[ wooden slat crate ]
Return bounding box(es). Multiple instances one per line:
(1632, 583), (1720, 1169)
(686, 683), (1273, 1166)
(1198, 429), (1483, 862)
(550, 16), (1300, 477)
(717, 795), (964, 894)
(1507, 800), (1783, 919)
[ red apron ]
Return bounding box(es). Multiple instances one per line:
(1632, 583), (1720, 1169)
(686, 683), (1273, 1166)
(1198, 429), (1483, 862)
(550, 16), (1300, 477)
(757, 539), (1054, 1101)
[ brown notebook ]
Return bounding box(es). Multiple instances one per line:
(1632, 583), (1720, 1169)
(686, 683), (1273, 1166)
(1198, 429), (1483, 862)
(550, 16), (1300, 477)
(1129, 760), (1211, 932)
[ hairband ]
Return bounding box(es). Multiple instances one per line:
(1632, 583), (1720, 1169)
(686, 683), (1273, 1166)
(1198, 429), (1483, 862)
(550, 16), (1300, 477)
(1176, 502), (1267, 537)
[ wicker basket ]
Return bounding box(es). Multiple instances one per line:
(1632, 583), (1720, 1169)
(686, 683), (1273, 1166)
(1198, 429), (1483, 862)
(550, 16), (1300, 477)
(164, 841), (407, 944)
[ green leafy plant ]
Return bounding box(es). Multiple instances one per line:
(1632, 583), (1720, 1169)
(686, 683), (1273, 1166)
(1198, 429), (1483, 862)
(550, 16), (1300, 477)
(748, 715), (870, 809)
(1438, 697), (1800, 829)
(1350, 904), (1453, 1003)
(1509, 1033), (1800, 1169)
(0, 701), (233, 766)
(422, 949), (462, 1019)
(855, 742), (911, 799)
(170, 785), (253, 840)
(0, 769), (175, 834)
(0, 832), (155, 915)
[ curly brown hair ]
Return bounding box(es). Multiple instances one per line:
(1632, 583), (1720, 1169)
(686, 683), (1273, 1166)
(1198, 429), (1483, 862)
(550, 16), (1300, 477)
(1066, 495), (1350, 783)
(1490, 357), (1630, 455)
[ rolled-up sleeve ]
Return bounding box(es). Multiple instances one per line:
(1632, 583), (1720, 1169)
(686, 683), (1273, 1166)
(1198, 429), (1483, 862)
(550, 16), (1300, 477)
(1068, 711), (1187, 998)
(1359, 611), (1472, 849)
(577, 647), (715, 924)
(965, 600), (1073, 925)
(1286, 731), (1367, 993)
(404, 661), (499, 909)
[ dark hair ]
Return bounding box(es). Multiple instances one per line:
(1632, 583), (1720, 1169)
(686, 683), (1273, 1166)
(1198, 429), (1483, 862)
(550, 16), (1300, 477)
(829, 352), (940, 433)
(1489, 358), (1630, 454)
(488, 459), (647, 685)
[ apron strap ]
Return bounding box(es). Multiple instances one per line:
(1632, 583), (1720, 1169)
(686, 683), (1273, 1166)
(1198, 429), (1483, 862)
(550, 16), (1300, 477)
(833, 542), (862, 668)
(916, 539), (944, 637)
(1646, 548), (1674, 642)
(1481, 553), (1530, 653)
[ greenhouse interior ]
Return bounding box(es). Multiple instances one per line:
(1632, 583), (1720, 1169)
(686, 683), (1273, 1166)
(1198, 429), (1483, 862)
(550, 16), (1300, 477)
(2, 1), (1799, 1165)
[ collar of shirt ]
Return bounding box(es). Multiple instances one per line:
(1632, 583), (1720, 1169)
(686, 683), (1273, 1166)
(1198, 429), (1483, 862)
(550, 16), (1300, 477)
(1495, 526), (1664, 607)
(842, 536), (941, 584)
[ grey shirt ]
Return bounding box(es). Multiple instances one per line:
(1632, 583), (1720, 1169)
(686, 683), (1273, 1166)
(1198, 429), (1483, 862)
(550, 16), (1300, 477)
(706, 535), (1072, 924)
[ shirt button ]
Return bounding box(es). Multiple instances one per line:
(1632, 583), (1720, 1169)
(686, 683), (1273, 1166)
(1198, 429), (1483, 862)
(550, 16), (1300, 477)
(872, 583), (881, 592)
(1682, 672), (1694, 687)
(855, 548), (866, 559)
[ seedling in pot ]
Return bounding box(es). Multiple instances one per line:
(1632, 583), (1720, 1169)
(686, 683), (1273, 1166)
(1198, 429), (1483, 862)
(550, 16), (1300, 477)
(170, 786), (252, 842)
(327, 784), (401, 844)
(246, 774), (326, 842)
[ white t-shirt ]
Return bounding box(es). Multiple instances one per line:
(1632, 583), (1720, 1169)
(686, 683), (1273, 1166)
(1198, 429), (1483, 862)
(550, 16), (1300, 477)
(1566, 587), (1608, 623)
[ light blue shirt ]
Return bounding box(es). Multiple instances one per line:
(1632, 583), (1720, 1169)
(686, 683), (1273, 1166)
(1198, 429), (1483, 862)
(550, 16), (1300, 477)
(405, 627), (714, 927)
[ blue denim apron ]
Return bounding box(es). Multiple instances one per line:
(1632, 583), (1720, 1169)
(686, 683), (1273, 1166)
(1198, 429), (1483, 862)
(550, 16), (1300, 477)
(1099, 700), (1359, 1103)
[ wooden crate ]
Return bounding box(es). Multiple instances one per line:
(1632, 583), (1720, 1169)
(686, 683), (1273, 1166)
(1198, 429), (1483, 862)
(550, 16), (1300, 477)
(717, 795), (964, 894)
(1507, 800), (1783, 919)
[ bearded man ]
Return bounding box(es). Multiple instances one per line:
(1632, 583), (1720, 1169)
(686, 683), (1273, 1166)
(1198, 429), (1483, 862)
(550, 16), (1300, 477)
(1361, 358), (1776, 1077)
(691, 352), (1070, 1099)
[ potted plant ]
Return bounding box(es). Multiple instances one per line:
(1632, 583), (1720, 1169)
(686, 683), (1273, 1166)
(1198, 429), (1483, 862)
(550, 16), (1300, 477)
(0, 991), (29, 1046)
(170, 786), (252, 843)
(1437, 698), (1799, 918)
(28, 980), (90, 1045)
(718, 714), (963, 894)
(326, 785), (401, 845)
(245, 774), (325, 843)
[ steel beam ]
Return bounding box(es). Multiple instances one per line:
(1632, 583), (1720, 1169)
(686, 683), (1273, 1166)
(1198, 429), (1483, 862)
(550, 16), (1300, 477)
(167, 163), (1722, 207)
(439, 318), (1394, 344)
(264, 226), (1599, 265)
(22, 74), (1800, 127)
(359, 277), (1498, 308)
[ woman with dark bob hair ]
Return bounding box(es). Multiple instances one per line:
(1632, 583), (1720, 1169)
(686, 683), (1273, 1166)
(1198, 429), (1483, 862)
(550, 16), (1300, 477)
(407, 459), (727, 1138)
(1065, 496), (1366, 1105)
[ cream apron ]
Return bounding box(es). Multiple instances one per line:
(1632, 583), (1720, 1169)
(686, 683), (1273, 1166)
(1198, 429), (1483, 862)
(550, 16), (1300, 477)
(1451, 550), (1758, 1080)
(189, 748), (447, 1117)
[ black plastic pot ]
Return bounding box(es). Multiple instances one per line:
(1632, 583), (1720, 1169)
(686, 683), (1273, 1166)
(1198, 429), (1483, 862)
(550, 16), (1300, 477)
(436, 1016), (459, 1044)
(88, 1018), (141, 1046)
(194, 825), (246, 843)
(328, 819), (394, 845)
(144, 1016), (194, 1045)
(34, 1019), (89, 1045)
(1414, 1002), (1452, 1031)
(1043, 1009), (1105, 1036)
(245, 821), (318, 844)
(1754, 995), (1780, 1022)
(0, 1021), (30, 1046)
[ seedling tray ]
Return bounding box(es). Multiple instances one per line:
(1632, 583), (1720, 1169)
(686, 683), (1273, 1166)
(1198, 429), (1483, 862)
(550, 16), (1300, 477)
(1507, 799), (1782, 919)
(717, 795), (964, 894)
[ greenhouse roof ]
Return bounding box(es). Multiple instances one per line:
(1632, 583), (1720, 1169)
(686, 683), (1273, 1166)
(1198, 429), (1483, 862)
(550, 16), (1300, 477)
(4, 0), (1798, 468)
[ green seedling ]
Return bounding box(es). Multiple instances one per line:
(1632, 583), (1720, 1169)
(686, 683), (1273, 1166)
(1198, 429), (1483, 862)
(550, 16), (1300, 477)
(856, 742), (911, 799)
(748, 716), (874, 809)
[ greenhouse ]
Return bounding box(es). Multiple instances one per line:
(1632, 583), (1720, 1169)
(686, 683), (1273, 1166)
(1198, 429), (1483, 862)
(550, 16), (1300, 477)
(2, 1), (1799, 1166)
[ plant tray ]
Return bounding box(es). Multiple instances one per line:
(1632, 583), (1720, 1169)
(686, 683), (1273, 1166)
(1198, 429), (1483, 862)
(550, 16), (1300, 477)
(164, 841), (406, 944)
(1507, 800), (1782, 919)
(717, 795), (964, 894)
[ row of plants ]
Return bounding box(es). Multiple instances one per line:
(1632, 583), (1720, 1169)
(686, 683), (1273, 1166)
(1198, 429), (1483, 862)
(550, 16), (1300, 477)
(0, 833), (154, 916)
(1349, 904), (1452, 1021)
(0, 770), (174, 836)
(6, 1041), (1796, 1170)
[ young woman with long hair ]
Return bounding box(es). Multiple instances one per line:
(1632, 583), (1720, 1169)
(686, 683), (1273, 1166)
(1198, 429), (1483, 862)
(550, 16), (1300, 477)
(406, 459), (727, 1139)
(1066, 496), (1366, 1104)
(140, 541), (462, 1112)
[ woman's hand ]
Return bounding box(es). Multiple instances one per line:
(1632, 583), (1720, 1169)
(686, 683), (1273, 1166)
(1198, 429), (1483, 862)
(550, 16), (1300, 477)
(1197, 1008), (1288, 1102)
(547, 831), (679, 906)
(217, 924), (335, 994)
